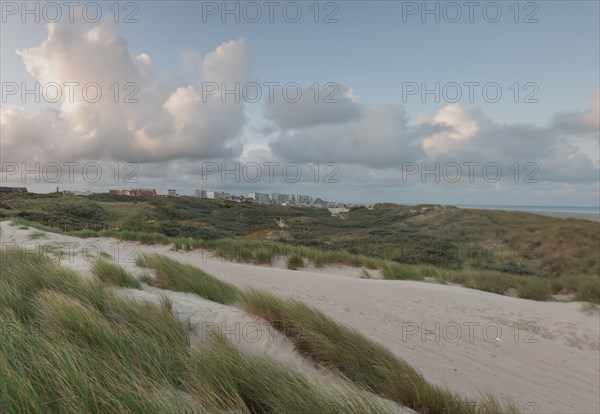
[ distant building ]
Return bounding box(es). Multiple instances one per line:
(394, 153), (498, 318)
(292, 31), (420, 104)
(194, 189), (207, 198)
(248, 192), (270, 205)
(206, 191), (229, 200)
(109, 189), (157, 197)
(269, 193), (290, 205)
(297, 195), (312, 204)
(167, 189), (177, 197)
(0, 186), (28, 193)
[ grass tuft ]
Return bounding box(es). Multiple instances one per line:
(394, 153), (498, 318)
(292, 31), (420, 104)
(136, 253), (240, 305)
(91, 259), (141, 289)
(238, 289), (517, 414)
(574, 275), (600, 304)
(286, 254), (304, 270)
(1, 248), (409, 414)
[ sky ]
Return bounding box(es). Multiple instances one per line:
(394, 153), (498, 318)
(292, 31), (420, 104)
(1, 0), (599, 206)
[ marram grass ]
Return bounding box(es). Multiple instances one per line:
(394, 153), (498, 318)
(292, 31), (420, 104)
(0, 248), (407, 413)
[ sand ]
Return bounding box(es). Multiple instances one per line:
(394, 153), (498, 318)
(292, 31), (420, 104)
(1, 221), (598, 413)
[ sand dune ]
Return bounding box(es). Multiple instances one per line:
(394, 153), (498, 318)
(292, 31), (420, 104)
(2, 221), (598, 413)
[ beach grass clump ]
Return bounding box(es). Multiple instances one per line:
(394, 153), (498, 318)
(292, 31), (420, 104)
(1, 247), (409, 414)
(286, 254), (304, 270)
(0, 252), (193, 412)
(91, 259), (141, 289)
(359, 268), (373, 279)
(574, 275), (600, 304)
(310, 249), (331, 268)
(171, 237), (195, 251)
(172, 238), (183, 251)
(254, 246), (274, 264)
(136, 253), (240, 305)
(120, 230), (169, 245)
(68, 229), (99, 238)
(463, 270), (512, 295)
(515, 276), (550, 301)
(188, 332), (401, 413)
(548, 274), (579, 294)
(211, 240), (255, 262)
(238, 289), (517, 414)
(381, 262), (425, 281)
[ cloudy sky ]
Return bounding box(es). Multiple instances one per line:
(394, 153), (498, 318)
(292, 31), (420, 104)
(1, 1), (599, 206)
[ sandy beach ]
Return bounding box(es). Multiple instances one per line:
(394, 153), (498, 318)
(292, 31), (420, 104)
(2, 221), (598, 413)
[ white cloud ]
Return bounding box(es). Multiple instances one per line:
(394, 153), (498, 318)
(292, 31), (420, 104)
(2, 22), (250, 163)
(422, 104), (479, 158)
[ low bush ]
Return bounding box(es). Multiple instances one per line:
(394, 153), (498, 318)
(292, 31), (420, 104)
(286, 254), (304, 270)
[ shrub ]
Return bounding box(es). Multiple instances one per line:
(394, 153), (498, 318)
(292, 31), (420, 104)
(381, 263), (424, 281)
(464, 270), (511, 295)
(575, 276), (600, 304)
(516, 277), (550, 301)
(286, 254), (304, 270)
(254, 247), (274, 265)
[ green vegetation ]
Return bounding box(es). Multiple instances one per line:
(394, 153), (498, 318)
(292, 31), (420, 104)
(91, 259), (141, 289)
(136, 254), (240, 305)
(516, 277), (550, 301)
(238, 289), (517, 414)
(574, 276), (600, 304)
(0, 249), (402, 413)
(254, 246), (274, 264)
(286, 254), (304, 270)
(2, 193), (598, 302)
(191, 333), (398, 413)
(28, 231), (47, 240)
(134, 254), (518, 413)
(381, 262), (425, 281)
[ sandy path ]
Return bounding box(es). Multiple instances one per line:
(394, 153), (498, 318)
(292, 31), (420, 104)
(1, 222), (598, 413)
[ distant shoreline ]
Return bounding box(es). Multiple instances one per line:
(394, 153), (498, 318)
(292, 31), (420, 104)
(457, 205), (600, 222)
